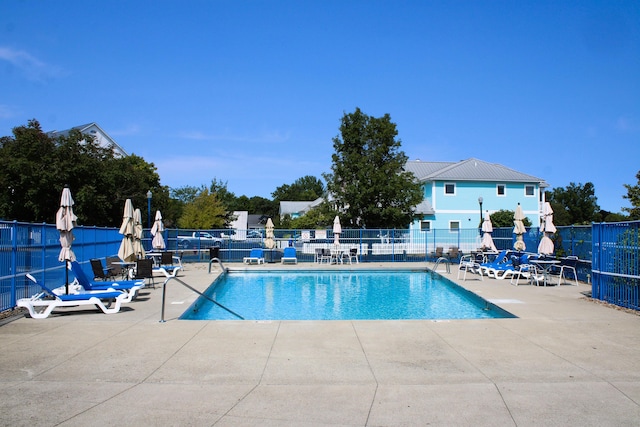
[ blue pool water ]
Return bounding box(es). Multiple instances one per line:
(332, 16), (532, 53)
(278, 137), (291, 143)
(181, 270), (515, 321)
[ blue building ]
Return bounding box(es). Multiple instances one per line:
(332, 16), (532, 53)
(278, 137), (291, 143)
(404, 158), (548, 232)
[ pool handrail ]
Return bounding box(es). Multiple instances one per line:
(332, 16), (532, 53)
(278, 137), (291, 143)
(160, 275), (243, 322)
(208, 257), (227, 274)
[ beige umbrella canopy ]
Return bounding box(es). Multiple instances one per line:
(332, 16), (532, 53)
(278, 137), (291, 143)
(56, 186), (77, 293)
(56, 186), (77, 263)
(513, 203), (527, 251)
(150, 210), (166, 250)
(133, 208), (145, 259)
(118, 199), (136, 262)
(480, 211), (498, 252)
(264, 218), (276, 249)
(333, 216), (342, 245)
(538, 202), (556, 255)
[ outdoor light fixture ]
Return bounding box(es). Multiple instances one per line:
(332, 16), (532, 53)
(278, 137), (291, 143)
(478, 196), (483, 235)
(147, 190), (152, 229)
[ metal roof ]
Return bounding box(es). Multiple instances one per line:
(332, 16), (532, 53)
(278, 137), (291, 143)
(405, 158), (548, 187)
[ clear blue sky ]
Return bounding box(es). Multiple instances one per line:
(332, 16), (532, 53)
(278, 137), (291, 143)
(1, 1), (638, 213)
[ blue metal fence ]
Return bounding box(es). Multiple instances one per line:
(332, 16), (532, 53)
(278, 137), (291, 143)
(0, 219), (614, 313)
(0, 221), (121, 312)
(592, 221), (640, 311)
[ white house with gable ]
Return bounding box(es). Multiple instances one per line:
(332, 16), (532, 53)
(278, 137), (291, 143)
(48, 123), (128, 157)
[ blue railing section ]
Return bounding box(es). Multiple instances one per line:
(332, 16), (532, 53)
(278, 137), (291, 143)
(0, 221), (121, 313)
(592, 221), (640, 311)
(0, 219), (632, 312)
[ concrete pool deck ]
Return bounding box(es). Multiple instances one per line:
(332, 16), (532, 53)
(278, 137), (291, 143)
(1, 262), (639, 426)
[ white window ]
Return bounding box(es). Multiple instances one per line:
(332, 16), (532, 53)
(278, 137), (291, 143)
(525, 185), (535, 197)
(420, 221), (431, 232)
(449, 221), (460, 231)
(497, 184), (506, 196)
(444, 183), (456, 195)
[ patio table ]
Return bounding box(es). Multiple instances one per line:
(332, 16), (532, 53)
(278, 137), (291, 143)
(531, 259), (560, 286)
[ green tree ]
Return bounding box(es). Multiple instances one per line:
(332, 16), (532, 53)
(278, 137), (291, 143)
(623, 171), (640, 220)
(177, 189), (228, 229)
(0, 119), (166, 226)
(323, 108), (423, 229)
(272, 175), (325, 201)
(546, 182), (600, 225)
(490, 209), (532, 228)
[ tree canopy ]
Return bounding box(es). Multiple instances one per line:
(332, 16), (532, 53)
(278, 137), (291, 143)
(623, 171), (640, 220)
(177, 188), (229, 229)
(0, 119), (167, 226)
(489, 209), (532, 228)
(546, 182), (600, 225)
(272, 175), (325, 202)
(323, 108), (423, 229)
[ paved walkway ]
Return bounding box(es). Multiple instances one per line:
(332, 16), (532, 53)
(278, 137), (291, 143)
(1, 262), (639, 426)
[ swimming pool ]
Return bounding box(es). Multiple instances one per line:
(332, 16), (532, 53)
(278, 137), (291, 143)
(180, 270), (515, 321)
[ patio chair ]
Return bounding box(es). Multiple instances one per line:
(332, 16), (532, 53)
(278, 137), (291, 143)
(553, 256), (579, 286)
(17, 274), (128, 319)
(158, 251), (181, 276)
(281, 247), (298, 264)
(347, 248), (359, 264)
(243, 248), (265, 265)
(90, 258), (113, 281)
(133, 258), (155, 288)
(315, 248), (331, 264)
(447, 247), (460, 261)
(457, 254), (483, 281)
(106, 256), (124, 279)
(430, 246), (444, 260)
(510, 262), (544, 286)
(70, 261), (144, 302)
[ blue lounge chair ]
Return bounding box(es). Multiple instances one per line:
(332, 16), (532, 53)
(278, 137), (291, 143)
(17, 274), (128, 319)
(243, 248), (265, 265)
(70, 261), (144, 302)
(488, 253), (533, 280)
(281, 247), (298, 264)
(479, 250), (509, 276)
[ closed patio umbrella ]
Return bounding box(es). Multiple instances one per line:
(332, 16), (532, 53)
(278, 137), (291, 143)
(333, 216), (341, 246)
(264, 218), (275, 249)
(538, 202), (556, 255)
(133, 208), (145, 259)
(150, 210), (166, 250)
(56, 186), (77, 294)
(513, 203), (527, 251)
(480, 211), (498, 252)
(118, 199), (136, 262)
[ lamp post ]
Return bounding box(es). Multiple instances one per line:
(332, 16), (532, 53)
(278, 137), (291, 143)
(146, 190), (152, 229)
(478, 196), (483, 236)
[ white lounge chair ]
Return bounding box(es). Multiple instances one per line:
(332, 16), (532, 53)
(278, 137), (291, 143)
(281, 247), (297, 264)
(243, 248), (265, 264)
(70, 261), (144, 302)
(457, 255), (483, 281)
(18, 274), (129, 319)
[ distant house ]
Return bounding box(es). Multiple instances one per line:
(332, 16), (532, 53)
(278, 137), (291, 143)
(47, 123), (128, 157)
(281, 158), (547, 232)
(279, 198), (324, 219)
(404, 158), (548, 231)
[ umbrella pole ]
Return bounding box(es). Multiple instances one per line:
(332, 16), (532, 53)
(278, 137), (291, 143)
(65, 260), (69, 294)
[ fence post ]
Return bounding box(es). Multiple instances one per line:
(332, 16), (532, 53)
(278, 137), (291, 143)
(41, 222), (47, 282)
(10, 221), (17, 307)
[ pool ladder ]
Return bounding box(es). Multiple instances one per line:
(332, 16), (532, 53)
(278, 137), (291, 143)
(160, 266), (243, 322)
(432, 257), (451, 274)
(208, 257), (227, 273)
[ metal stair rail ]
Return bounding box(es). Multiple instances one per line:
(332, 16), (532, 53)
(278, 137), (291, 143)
(160, 275), (243, 322)
(432, 256), (451, 274)
(208, 257), (228, 273)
